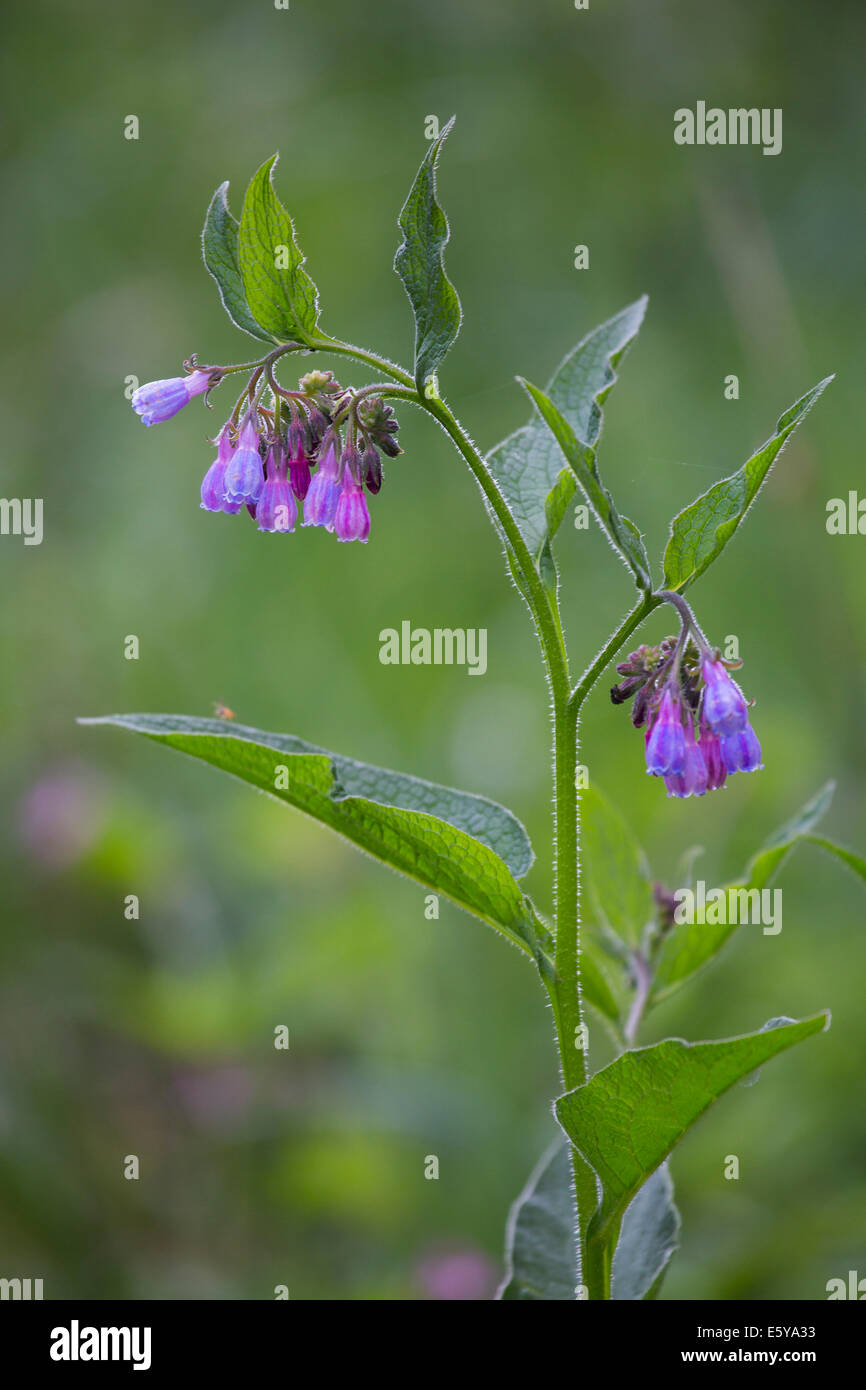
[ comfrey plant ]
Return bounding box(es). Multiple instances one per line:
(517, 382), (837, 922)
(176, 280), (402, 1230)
(85, 123), (865, 1300)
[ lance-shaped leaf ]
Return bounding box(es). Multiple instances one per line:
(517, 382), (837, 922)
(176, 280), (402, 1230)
(746, 780), (836, 890)
(202, 182), (275, 344)
(663, 376), (833, 592)
(580, 941), (624, 1029)
(804, 835), (866, 884)
(487, 297), (647, 565)
(80, 714), (545, 961)
(499, 1143), (679, 1300)
(520, 377), (651, 590)
(238, 155), (321, 345)
(556, 1014), (829, 1246)
(581, 786), (653, 947)
(653, 782), (837, 999)
(611, 1162), (680, 1300)
(394, 117), (462, 393)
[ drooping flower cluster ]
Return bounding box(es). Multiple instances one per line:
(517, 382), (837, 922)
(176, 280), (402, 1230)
(131, 361), (401, 544)
(611, 621), (763, 799)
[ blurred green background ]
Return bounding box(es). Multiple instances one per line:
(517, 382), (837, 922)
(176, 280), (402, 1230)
(1, 0), (864, 1300)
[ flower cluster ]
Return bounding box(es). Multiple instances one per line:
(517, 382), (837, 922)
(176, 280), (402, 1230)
(131, 361), (401, 544)
(611, 624), (762, 799)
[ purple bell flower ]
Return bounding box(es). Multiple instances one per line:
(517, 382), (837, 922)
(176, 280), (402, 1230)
(334, 475), (371, 544)
(132, 368), (211, 426)
(256, 446), (297, 533)
(224, 417), (264, 505)
(720, 724), (763, 774)
(664, 722), (708, 798)
(302, 439), (341, 530)
(645, 689), (688, 777)
(701, 656), (748, 737)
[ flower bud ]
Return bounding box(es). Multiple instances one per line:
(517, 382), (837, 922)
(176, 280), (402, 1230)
(363, 444), (382, 494)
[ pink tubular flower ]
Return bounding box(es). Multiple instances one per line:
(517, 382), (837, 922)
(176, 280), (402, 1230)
(256, 445), (297, 533)
(132, 368), (211, 426)
(287, 422), (312, 501)
(334, 474), (371, 543)
(697, 719), (727, 791)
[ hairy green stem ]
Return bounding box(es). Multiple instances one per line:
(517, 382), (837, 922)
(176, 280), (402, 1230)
(290, 332), (667, 1300)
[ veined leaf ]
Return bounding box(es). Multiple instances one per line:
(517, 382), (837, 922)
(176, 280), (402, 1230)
(520, 378), (651, 590)
(556, 1014), (829, 1245)
(80, 714), (544, 961)
(238, 155), (320, 345)
(394, 117), (462, 393)
(201, 182), (274, 344)
(663, 377), (833, 592)
(487, 297), (647, 566)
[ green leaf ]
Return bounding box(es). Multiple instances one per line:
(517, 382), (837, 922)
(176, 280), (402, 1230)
(654, 782), (837, 999)
(201, 182), (275, 345)
(500, 1144), (679, 1301)
(487, 297), (647, 565)
(499, 1142), (577, 1300)
(394, 117), (462, 394)
(80, 714), (544, 961)
(581, 786), (653, 947)
(611, 1163), (680, 1300)
(663, 376), (834, 592)
(555, 1014), (829, 1245)
(238, 155), (320, 345)
(520, 377), (651, 590)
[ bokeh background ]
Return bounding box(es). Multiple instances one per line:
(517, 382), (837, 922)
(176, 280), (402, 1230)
(1, 0), (863, 1300)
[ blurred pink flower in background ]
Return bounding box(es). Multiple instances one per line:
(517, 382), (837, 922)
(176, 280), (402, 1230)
(19, 763), (107, 869)
(414, 1247), (498, 1301)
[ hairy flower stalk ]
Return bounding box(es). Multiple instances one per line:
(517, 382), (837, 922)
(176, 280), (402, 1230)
(132, 360), (401, 543)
